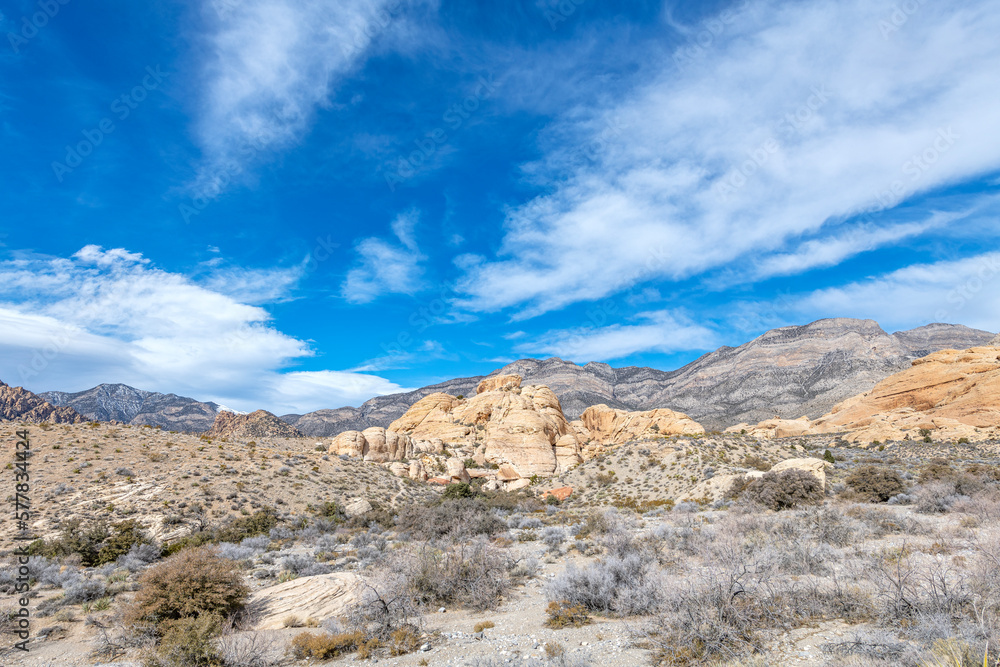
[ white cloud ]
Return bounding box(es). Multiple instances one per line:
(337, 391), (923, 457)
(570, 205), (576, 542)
(516, 310), (717, 361)
(455, 0), (1000, 316)
(192, 0), (402, 196)
(0, 247), (407, 413)
(790, 251), (1000, 333)
(342, 211), (426, 303)
(197, 261), (307, 305)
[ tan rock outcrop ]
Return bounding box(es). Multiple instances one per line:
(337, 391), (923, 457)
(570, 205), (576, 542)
(770, 457), (828, 488)
(540, 486), (573, 502)
(408, 460), (427, 482)
(724, 416), (812, 439)
(329, 428), (413, 461)
(250, 572), (359, 629)
(809, 346), (1000, 443)
(387, 379), (582, 479)
(446, 458), (472, 484)
(477, 374), (523, 394)
(579, 404), (704, 445)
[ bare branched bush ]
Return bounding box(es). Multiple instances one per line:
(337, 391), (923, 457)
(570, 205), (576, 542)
(394, 539), (514, 610)
(736, 469), (824, 511)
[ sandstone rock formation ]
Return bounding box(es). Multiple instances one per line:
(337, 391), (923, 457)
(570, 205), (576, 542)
(40, 383), (219, 432)
(808, 346), (1000, 443)
(540, 486), (573, 502)
(207, 409), (303, 439)
(0, 380), (85, 424)
(578, 404), (703, 445)
(329, 427), (415, 461)
(250, 572), (359, 629)
(282, 320), (994, 435)
(386, 374), (582, 479)
(770, 457), (829, 488)
(725, 416), (813, 439)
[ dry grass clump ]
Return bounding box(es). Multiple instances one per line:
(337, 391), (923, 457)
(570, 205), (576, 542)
(289, 630), (366, 659)
(544, 601), (592, 628)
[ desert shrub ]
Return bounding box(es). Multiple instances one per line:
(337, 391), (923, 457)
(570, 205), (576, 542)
(145, 613), (222, 667)
(544, 600), (592, 628)
(118, 543), (163, 573)
(98, 519), (151, 565)
(63, 577), (107, 605)
(844, 465), (906, 503)
(313, 501), (345, 522)
(738, 469), (824, 511)
(125, 546), (249, 632)
(27, 518), (111, 566)
(280, 554), (331, 577)
(442, 482), (476, 500)
(914, 482), (964, 514)
(919, 458), (955, 483)
(396, 498), (506, 540)
(347, 574), (422, 643)
(290, 630), (366, 659)
(546, 553), (664, 615)
(215, 508), (279, 544)
(742, 454), (771, 471)
(399, 539), (513, 611)
(541, 526), (566, 552)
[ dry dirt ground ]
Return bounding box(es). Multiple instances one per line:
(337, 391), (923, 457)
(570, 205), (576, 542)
(3, 422), (1000, 666)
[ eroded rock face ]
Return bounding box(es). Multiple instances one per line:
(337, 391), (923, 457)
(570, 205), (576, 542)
(810, 346), (1000, 443)
(579, 404), (703, 445)
(0, 380), (85, 424)
(329, 428), (413, 461)
(207, 409), (303, 439)
(387, 376), (582, 479)
(724, 416), (813, 439)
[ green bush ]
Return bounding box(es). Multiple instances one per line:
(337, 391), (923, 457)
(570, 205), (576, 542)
(442, 482), (475, 500)
(98, 519), (150, 565)
(145, 614), (223, 667)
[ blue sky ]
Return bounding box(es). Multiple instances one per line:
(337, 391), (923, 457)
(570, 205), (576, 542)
(1, 0), (999, 414)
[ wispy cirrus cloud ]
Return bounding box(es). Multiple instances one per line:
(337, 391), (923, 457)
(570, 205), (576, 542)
(515, 310), (717, 362)
(342, 211), (427, 303)
(454, 0), (1000, 317)
(191, 0), (407, 196)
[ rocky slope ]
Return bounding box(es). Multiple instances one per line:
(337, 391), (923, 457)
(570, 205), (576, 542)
(0, 380), (86, 423)
(285, 319), (995, 434)
(40, 383), (220, 432)
(207, 409), (303, 440)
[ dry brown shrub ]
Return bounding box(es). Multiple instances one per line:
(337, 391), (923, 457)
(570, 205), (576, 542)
(843, 465), (906, 503)
(124, 546), (249, 630)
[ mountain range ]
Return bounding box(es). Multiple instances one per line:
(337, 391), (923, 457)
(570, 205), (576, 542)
(12, 318), (996, 434)
(39, 383), (220, 432)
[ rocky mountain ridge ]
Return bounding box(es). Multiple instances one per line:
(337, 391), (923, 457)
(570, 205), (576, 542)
(0, 380), (86, 423)
(40, 383), (220, 432)
(284, 319), (995, 434)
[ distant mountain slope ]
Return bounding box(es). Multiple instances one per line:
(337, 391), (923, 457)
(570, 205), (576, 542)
(40, 384), (219, 432)
(0, 380), (85, 424)
(283, 319), (995, 435)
